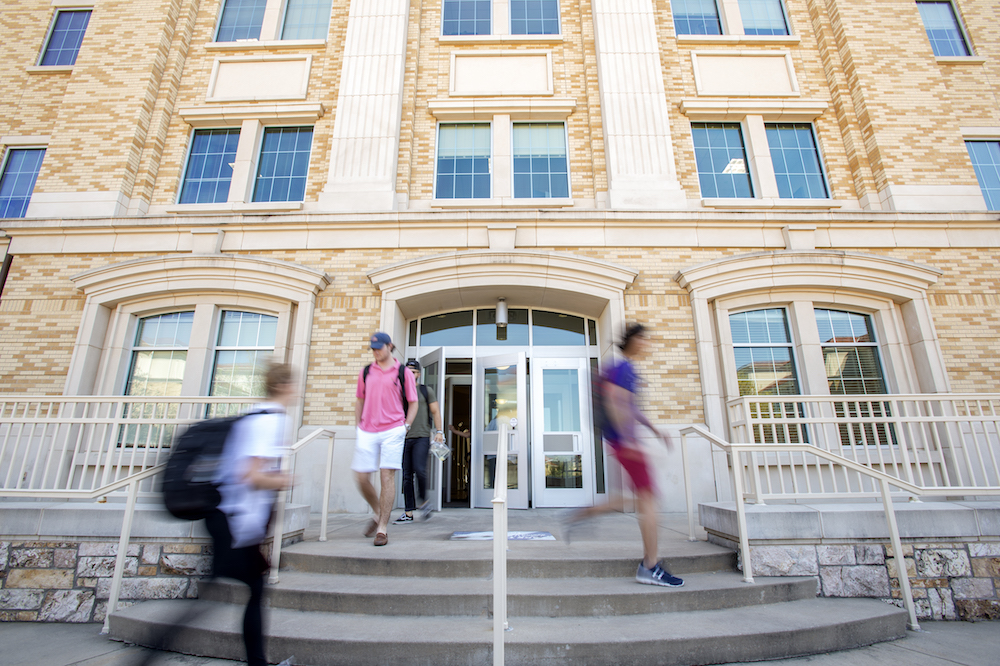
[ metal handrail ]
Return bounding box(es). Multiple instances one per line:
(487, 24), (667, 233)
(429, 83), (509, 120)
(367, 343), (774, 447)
(491, 422), (510, 666)
(681, 424), (928, 630)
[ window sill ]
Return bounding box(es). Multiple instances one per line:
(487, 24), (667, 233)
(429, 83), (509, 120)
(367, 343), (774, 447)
(205, 39), (327, 51)
(26, 66), (74, 74)
(438, 34), (564, 44)
(431, 197), (574, 208)
(935, 56), (986, 65)
(165, 202), (303, 214)
(677, 35), (801, 46)
(702, 197), (841, 209)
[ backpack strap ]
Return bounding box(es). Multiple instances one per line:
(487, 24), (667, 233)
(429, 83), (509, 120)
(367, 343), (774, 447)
(418, 384), (433, 428)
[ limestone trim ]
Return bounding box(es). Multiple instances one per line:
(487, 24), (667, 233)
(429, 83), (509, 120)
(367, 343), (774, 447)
(206, 54), (313, 102)
(961, 127), (1000, 140)
(936, 56), (987, 65)
(676, 35), (801, 46)
(368, 250), (637, 360)
(427, 98), (576, 121)
(204, 40), (327, 51)
(678, 98), (828, 122)
(439, 35), (564, 44)
(26, 66), (73, 74)
(449, 50), (554, 97)
(1, 136), (49, 148)
(66, 254), (331, 399)
(177, 103), (325, 128)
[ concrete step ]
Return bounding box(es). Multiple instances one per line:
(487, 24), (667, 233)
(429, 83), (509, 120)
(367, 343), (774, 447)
(200, 570), (819, 616)
(109, 596), (908, 666)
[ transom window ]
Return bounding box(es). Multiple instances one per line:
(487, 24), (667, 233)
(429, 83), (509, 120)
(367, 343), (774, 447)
(179, 129), (240, 205)
(436, 124), (491, 199)
(410, 309), (596, 347)
(738, 0), (788, 36)
(512, 124), (569, 199)
(766, 124), (829, 199)
(442, 0), (491, 36)
(966, 140), (1000, 211)
(692, 123), (753, 198)
(40, 9), (91, 66)
(510, 0), (560, 35)
(0, 148), (46, 219)
(916, 1), (971, 56)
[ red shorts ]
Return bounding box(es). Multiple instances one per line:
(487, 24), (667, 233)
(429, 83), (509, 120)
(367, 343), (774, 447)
(609, 441), (654, 492)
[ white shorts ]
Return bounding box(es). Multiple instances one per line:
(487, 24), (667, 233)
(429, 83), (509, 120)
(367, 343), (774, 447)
(351, 425), (406, 472)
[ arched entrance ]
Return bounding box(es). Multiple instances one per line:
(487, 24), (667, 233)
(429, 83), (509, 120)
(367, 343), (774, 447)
(368, 250), (638, 509)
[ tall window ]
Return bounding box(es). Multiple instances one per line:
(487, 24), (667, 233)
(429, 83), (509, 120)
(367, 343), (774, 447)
(216, 0), (267, 42)
(0, 149), (46, 219)
(436, 124), (491, 199)
(672, 0), (722, 36)
(512, 123), (569, 199)
(282, 0), (333, 39)
(178, 129), (240, 205)
(253, 127), (313, 203)
(766, 124), (829, 199)
(692, 123), (753, 198)
(210, 311), (278, 397)
(738, 0), (788, 35)
(916, 1), (971, 56)
(510, 0), (559, 35)
(442, 0), (491, 36)
(125, 313), (193, 398)
(966, 141), (1000, 211)
(40, 10), (91, 66)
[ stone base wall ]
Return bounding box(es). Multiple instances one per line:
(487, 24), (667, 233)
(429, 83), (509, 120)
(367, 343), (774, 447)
(723, 538), (1000, 621)
(0, 539), (211, 623)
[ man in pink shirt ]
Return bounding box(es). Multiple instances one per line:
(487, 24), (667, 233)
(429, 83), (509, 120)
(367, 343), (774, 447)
(354, 332), (418, 546)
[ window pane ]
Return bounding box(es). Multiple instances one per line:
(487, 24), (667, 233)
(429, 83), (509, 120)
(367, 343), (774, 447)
(211, 312), (277, 398)
(217, 0), (267, 41)
(40, 10), (91, 66)
(476, 308), (529, 345)
(816, 309), (886, 395)
(917, 1), (970, 56)
(282, 0), (333, 39)
(966, 141), (1000, 210)
(511, 0), (559, 34)
(692, 123), (754, 199)
(512, 123), (569, 199)
(253, 127), (312, 202)
(730, 309), (799, 396)
(532, 311), (586, 345)
(0, 149), (46, 218)
(126, 313), (194, 398)
(436, 124), (491, 199)
(178, 129), (239, 204)
(442, 0), (491, 35)
(672, 0), (721, 35)
(421, 311), (474, 345)
(766, 123), (829, 198)
(738, 0), (788, 35)
(135, 312), (194, 348)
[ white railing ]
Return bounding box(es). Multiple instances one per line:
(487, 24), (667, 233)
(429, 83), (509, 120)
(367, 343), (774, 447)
(0, 396), (337, 631)
(491, 422), (510, 666)
(727, 394), (1000, 501)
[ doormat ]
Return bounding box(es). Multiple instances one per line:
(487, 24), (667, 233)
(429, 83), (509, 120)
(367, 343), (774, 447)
(450, 531), (556, 541)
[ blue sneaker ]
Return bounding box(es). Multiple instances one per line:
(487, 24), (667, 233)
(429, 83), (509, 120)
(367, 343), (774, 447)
(636, 562), (684, 587)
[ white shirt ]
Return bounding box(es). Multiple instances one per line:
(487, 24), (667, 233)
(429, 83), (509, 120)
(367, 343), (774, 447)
(214, 403), (287, 548)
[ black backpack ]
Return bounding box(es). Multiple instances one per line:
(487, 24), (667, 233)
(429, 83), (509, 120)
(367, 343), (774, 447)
(362, 363), (432, 428)
(161, 410), (269, 520)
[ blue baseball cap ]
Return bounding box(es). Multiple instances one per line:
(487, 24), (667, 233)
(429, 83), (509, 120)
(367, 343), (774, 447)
(370, 332), (392, 349)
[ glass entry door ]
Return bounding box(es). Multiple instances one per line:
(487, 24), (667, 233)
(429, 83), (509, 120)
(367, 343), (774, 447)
(472, 353), (528, 509)
(530, 357), (593, 507)
(419, 347), (446, 511)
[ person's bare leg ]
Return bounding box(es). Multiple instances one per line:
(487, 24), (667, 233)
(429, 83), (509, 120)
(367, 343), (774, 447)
(377, 468), (396, 533)
(355, 471), (379, 513)
(636, 490), (659, 569)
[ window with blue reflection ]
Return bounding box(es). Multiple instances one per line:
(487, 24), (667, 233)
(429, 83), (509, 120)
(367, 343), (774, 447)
(253, 127), (313, 203)
(766, 124), (829, 199)
(442, 0), (491, 35)
(211, 311), (278, 398)
(0, 149), (45, 218)
(738, 0), (788, 35)
(672, 0), (721, 35)
(216, 0), (267, 42)
(917, 2), (970, 56)
(282, 0), (333, 39)
(511, 0), (560, 35)
(533, 311), (585, 345)
(179, 129), (240, 204)
(966, 141), (1000, 210)
(40, 10), (91, 66)
(513, 124), (569, 199)
(421, 311), (474, 346)
(729, 309), (800, 397)
(692, 123), (753, 198)
(477, 308), (529, 345)
(436, 125), (491, 199)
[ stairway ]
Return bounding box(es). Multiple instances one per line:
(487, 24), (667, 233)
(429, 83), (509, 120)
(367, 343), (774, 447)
(108, 511), (907, 665)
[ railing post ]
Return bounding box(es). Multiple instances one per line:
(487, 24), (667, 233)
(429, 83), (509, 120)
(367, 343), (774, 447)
(269, 488), (287, 585)
(103, 477), (139, 634)
(681, 432), (697, 542)
(492, 423), (509, 666)
(731, 448), (754, 584)
(880, 478), (920, 631)
(320, 429), (335, 542)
